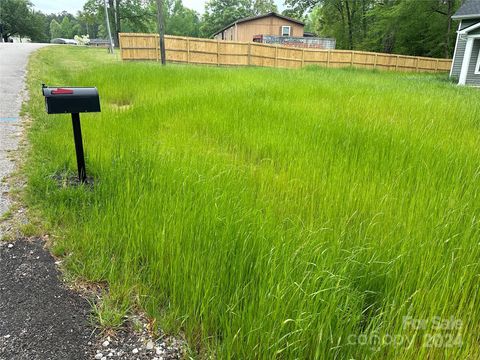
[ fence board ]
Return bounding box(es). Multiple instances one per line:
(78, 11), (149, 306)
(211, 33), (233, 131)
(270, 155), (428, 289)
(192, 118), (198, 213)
(119, 33), (452, 73)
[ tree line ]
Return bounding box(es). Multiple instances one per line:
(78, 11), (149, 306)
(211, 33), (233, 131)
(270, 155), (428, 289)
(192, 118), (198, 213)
(298, 0), (461, 58)
(0, 0), (464, 58)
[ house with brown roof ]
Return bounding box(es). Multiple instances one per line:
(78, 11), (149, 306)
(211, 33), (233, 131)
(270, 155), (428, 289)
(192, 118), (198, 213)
(212, 12), (304, 42)
(212, 12), (336, 50)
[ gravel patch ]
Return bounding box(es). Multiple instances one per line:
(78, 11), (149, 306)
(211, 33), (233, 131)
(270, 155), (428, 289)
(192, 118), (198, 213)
(91, 324), (185, 359)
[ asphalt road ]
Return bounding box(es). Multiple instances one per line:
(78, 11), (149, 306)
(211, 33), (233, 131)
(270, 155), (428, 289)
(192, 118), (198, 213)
(0, 43), (46, 220)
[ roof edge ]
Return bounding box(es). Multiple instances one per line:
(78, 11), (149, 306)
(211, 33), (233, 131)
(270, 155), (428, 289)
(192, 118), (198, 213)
(452, 14), (480, 20)
(458, 20), (480, 33)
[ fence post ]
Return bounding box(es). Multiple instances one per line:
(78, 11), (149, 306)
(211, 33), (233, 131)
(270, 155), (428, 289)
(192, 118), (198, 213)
(327, 50), (330, 67)
(351, 51), (354, 66)
(435, 59), (439, 73)
(217, 39), (220, 66)
(302, 48), (305, 68)
(248, 42), (252, 66)
(395, 55), (399, 71)
(275, 45), (278, 68)
(187, 38), (190, 64)
(118, 34), (123, 60)
(374, 53), (377, 69)
(415, 58), (419, 72)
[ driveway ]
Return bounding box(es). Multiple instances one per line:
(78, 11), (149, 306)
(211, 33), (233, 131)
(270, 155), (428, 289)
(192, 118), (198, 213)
(0, 43), (46, 218)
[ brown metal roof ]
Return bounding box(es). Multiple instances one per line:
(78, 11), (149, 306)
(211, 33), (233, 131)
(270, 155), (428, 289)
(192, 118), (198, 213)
(212, 12), (304, 37)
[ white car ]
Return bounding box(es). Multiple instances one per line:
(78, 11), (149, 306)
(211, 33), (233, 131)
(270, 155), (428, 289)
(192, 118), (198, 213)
(50, 38), (78, 45)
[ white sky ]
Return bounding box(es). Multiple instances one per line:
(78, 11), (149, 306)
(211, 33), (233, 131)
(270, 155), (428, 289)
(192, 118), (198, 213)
(31, 0), (286, 16)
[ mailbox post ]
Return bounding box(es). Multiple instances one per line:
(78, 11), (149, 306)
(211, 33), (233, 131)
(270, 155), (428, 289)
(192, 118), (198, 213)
(42, 85), (101, 183)
(71, 113), (87, 182)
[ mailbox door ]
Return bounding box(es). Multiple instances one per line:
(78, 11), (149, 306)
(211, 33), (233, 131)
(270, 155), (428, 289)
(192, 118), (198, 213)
(43, 87), (101, 114)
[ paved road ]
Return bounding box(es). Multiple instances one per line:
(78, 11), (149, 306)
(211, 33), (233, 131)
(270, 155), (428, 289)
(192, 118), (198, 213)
(0, 43), (46, 220)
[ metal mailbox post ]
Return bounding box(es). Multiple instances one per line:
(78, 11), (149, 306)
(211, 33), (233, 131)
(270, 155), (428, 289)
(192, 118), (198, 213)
(42, 84), (101, 183)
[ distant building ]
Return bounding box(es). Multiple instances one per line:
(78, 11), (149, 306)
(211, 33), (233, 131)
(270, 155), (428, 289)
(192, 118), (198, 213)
(212, 12), (336, 50)
(89, 39), (111, 47)
(450, 0), (480, 86)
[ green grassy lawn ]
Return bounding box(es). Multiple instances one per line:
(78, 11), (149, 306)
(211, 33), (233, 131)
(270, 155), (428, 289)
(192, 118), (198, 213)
(26, 46), (480, 359)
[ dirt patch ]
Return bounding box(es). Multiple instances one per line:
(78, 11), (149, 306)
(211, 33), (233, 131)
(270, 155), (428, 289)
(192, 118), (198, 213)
(109, 99), (132, 112)
(50, 171), (95, 188)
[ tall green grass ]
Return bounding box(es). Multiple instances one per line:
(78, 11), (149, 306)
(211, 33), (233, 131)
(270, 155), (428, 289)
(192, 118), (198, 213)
(26, 46), (480, 359)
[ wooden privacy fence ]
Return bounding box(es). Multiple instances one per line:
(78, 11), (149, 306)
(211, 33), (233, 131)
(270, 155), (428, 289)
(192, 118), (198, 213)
(119, 33), (452, 73)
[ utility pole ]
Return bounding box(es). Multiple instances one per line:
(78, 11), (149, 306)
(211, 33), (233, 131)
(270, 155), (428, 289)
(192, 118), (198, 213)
(104, 0), (114, 54)
(155, 0), (166, 65)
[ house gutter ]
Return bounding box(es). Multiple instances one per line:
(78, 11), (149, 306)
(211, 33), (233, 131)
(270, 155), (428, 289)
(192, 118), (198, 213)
(452, 14), (480, 20)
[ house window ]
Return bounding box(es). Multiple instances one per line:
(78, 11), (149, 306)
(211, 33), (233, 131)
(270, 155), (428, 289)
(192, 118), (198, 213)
(281, 26), (291, 37)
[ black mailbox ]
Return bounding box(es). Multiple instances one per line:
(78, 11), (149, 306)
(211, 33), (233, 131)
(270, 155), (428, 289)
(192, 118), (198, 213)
(42, 85), (100, 114)
(42, 84), (101, 183)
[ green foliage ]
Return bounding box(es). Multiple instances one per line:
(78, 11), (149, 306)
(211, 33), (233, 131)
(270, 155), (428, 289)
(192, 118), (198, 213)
(1, 0), (462, 58)
(201, 0), (252, 37)
(113, 0), (155, 33)
(362, 0), (460, 58)
(26, 46), (480, 359)
(46, 16), (82, 40)
(49, 20), (62, 39)
(292, 0), (461, 57)
(0, 0), (86, 43)
(77, 0), (201, 41)
(252, 0), (277, 16)
(165, 0), (201, 37)
(26, 11), (49, 42)
(0, 0), (45, 41)
(59, 17), (72, 38)
(200, 0), (277, 38)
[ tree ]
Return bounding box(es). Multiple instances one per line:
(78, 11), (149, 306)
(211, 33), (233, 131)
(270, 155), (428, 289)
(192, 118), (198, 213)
(287, 0), (462, 57)
(287, 0), (374, 50)
(79, 0), (103, 38)
(425, 0), (458, 58)
(77, 0), (202, 42)
(60, 17), (73, 38)
(49, 19), (62, 39)
(252, 0), (277, 15)
(360, 0), (461, 57)
(165, 0), (201, 37)
(0, 0), (43, 42)
(28, 10), (49, 42)
(200, 0), (276, 38)
(80, 0), (156, 45)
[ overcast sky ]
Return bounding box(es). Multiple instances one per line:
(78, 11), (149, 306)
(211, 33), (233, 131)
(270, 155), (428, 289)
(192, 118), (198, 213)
(31, 0), (285, 16)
